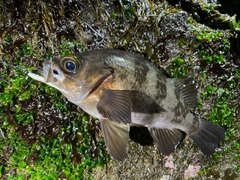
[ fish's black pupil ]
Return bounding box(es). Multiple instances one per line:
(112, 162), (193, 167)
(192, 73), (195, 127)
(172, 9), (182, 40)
(65, 61), (75, 71)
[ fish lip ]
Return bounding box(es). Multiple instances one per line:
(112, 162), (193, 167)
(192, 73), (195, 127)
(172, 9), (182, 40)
(28, 61), (51, 83)
(31, 68), (43, 76)
(43, 61), (51, 82)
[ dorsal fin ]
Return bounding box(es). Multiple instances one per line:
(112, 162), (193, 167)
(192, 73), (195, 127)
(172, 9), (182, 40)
(172, 77), (198, 111)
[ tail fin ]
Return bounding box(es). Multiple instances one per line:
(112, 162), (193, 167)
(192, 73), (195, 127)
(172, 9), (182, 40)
(189, 118), (225, 155)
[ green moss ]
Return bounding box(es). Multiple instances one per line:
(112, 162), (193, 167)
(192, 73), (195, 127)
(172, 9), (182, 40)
(198, 50), (226, 63)
(1, 114), (108, 179)
(237, 165), (240, 173)
(229, 15), (240, 31)
(196, 31), (223, 42)
(15, 112), (35, 125)
(0, 65), (35, 107)
(111, 12), (120, 20)
(236, 69), (240, 78)
(4, 35), (13, 43)
(18, 43), (33, 57)
(200, 85), (217, 98)
(0, 165), (3, 178)
(204, 4), (214, 13)
(192, 25), (230, 63)
(169, 57), (191, 78)
(60, 40), (86, 56)
(205, 89), (235, 128)
(201, 86), (236, 128)
(120, 0), (135, 19)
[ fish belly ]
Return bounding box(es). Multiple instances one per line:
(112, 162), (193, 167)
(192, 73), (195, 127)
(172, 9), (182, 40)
(131, 111), (193, 132)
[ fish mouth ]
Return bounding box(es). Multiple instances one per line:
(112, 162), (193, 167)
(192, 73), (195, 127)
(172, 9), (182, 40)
(28, 62), (69, 94)
(28, 69), (45, 83)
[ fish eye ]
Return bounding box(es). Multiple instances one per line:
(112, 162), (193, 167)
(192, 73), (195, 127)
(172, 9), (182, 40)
(60, 57), (79, 73)
(65, 61), (75, 71)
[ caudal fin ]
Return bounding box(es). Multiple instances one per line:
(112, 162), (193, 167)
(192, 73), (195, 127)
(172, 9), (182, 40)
(189, 118), (225, 155)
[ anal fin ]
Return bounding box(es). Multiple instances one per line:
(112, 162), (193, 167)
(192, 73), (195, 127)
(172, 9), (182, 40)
(148, 127), (185, 155)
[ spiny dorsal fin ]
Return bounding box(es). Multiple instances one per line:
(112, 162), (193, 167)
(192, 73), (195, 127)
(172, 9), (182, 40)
(172, 77), (198, 111)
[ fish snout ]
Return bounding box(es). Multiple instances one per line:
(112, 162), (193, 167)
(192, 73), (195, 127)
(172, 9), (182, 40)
(43, 61), (65, 83)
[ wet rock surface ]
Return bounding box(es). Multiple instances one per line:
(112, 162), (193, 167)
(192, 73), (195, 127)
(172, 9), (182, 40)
(0, 0), (240, 179)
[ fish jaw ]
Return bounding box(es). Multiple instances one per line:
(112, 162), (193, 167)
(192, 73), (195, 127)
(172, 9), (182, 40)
(28, 71), (70, 94)
(28, 60), (70, 94)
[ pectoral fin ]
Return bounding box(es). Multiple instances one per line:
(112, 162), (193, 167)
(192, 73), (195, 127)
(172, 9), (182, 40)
(148, 127), (185, 155)
(101, 118), (129, 160)
(97, 90), (132, 124)
(97, 90), (132, 160)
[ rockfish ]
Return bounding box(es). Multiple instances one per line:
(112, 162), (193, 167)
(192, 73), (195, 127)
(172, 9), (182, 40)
(28, 49), (225, 160)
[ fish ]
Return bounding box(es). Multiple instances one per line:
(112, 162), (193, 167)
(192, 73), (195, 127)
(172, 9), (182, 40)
(28, 49), (225, 161)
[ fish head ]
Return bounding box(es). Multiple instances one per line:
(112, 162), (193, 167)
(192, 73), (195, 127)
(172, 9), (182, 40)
(28, 53), (113, 102)
(42, 55), (84, 100)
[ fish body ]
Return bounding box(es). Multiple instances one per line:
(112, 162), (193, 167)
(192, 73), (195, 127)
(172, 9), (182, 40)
(28, 49), (225, 160)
